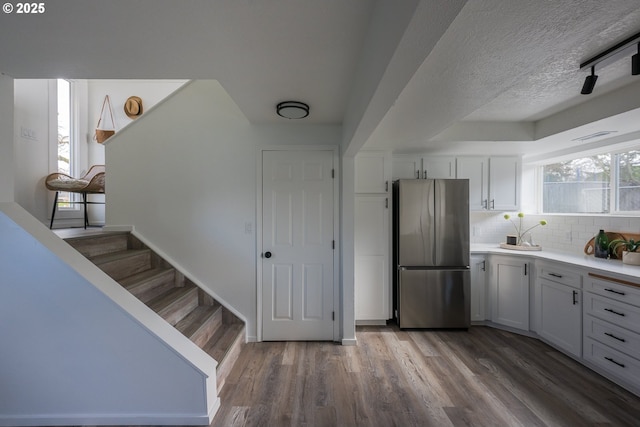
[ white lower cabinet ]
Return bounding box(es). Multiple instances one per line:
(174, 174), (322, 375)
(354, 195), (390, 322)
(536, 261), (583, 358)
(583, 274), (640, 390)
(489, 255), (529, 331)
(538, 278), (582, 357)
(470, 255), (487, 321)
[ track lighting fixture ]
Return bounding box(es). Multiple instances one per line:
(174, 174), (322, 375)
(581, 66), (598, 95)
(632, 43), (640, 76)
(579, 30), (640, 94)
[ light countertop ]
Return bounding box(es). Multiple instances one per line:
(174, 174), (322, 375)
(471, 243), (640, 280)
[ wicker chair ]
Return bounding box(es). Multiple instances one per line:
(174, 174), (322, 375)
(45, 165), (105, 229)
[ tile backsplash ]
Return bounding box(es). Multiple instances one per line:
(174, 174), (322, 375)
(470, 211), (640, 254)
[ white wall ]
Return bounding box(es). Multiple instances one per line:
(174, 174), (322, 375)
(86, 79), (187, 165)
(86, 79), (187, 225)
(0, 203), (217, 426)
(13, 80), (51, 223)
(0, 74), (14, 202)
(105, 80), (342, 342)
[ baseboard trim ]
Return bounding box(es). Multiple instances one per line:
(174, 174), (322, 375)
(0, 413), (212, 426)
(341, 338), (357, 346)
(102, 224), (134, 233)
(355, 320), (388, 326)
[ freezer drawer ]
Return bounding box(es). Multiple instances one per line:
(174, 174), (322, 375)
(398, 269), (470, 328)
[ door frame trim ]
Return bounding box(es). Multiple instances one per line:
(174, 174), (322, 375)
(256, 145), (340, 342)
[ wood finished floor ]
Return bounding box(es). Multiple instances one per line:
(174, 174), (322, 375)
(211, 325), (640, 427)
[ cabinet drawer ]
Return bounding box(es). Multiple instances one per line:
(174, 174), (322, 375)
(584, 336), (640, 386)
(538, 262), (581, 288)
(584, 292), (640, 335)
(587, 274), (640, 308)
(584, 314), (640, 359)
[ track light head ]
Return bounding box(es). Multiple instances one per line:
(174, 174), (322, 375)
(581, 67), (598, 95)
(633, 43), (640, 75)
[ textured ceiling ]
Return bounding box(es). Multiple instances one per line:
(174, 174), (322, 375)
(2, 0), (640, 158)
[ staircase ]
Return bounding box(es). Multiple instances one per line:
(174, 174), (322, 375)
(63, 231), (245, 392)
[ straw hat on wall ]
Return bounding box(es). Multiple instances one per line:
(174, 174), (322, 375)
(124, 96), (143, 119)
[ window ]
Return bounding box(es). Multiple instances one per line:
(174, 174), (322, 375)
(615, 150), (640, 211)
(55, 79), (78, 209)
(542, 148), (640, 214)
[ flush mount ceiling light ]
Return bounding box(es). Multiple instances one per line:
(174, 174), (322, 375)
(580, 30), (640, 95)
(276, 101), (309, 119)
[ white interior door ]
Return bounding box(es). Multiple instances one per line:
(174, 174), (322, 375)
(262, 150), (335, 341)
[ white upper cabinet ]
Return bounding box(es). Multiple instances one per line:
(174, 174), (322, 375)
(392, 155), (421, 180)
(355, 152), (390, 193)
(422, 156), (456, 179)
(489, 157), (520, 211)
(391, 155), (456, 180)
(456, 157), (489, 210)
(456, 156), (520, 211)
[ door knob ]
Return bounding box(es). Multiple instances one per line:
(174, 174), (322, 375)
(264, 251), (272, 259)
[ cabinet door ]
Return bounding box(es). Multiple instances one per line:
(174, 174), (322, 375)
(489, 157), (520, 211)
(392, 156), (421, 180)
(422, 156), (455, 179)
(355, 152), (389, 193)
(470, 255), (487, 321)
(538, 278), (582, 357)
(457, 157), (488, 211)
(355, 195), (390, 321)
(490, 257), (529, 330)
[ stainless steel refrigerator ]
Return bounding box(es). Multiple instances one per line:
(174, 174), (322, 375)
(393, 179), (470, 329)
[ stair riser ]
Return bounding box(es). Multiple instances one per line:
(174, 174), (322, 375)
(129, 271), (177, 304)
(190, 308), (223, 348)
(158, 288), (199, 325)
(67, 234), (129, 258)
(216, 326), (245, 393)
(97, 252), (152, 281)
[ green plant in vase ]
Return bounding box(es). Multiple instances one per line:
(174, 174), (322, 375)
(609, 237), (640, 265)
(503, 212), (547, 246)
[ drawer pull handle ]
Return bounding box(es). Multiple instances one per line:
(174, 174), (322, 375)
(604, 332), (626, 343)
(604, 288), (626, 296)
(605, 357), (625, 368)
(549, 273), (563, 278)
(572, 290), (578, 305)
(604, 308), (625, 317)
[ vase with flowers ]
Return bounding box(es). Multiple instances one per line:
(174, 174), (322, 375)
(503, 212), (547, 247)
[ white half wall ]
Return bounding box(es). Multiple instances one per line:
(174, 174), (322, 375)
(105, 80), (342, 341)
(0, 74), (14, 202)
(0, 203), (218, 426)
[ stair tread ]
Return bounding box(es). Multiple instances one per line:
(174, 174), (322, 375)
(175, 304), (222, 339)
(147, 283), (197, 314)
(64, 233), (129, 257)
(119, 267), (174, 288)
(89, 248), (150, 265)
(202, 322), (245, 363)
